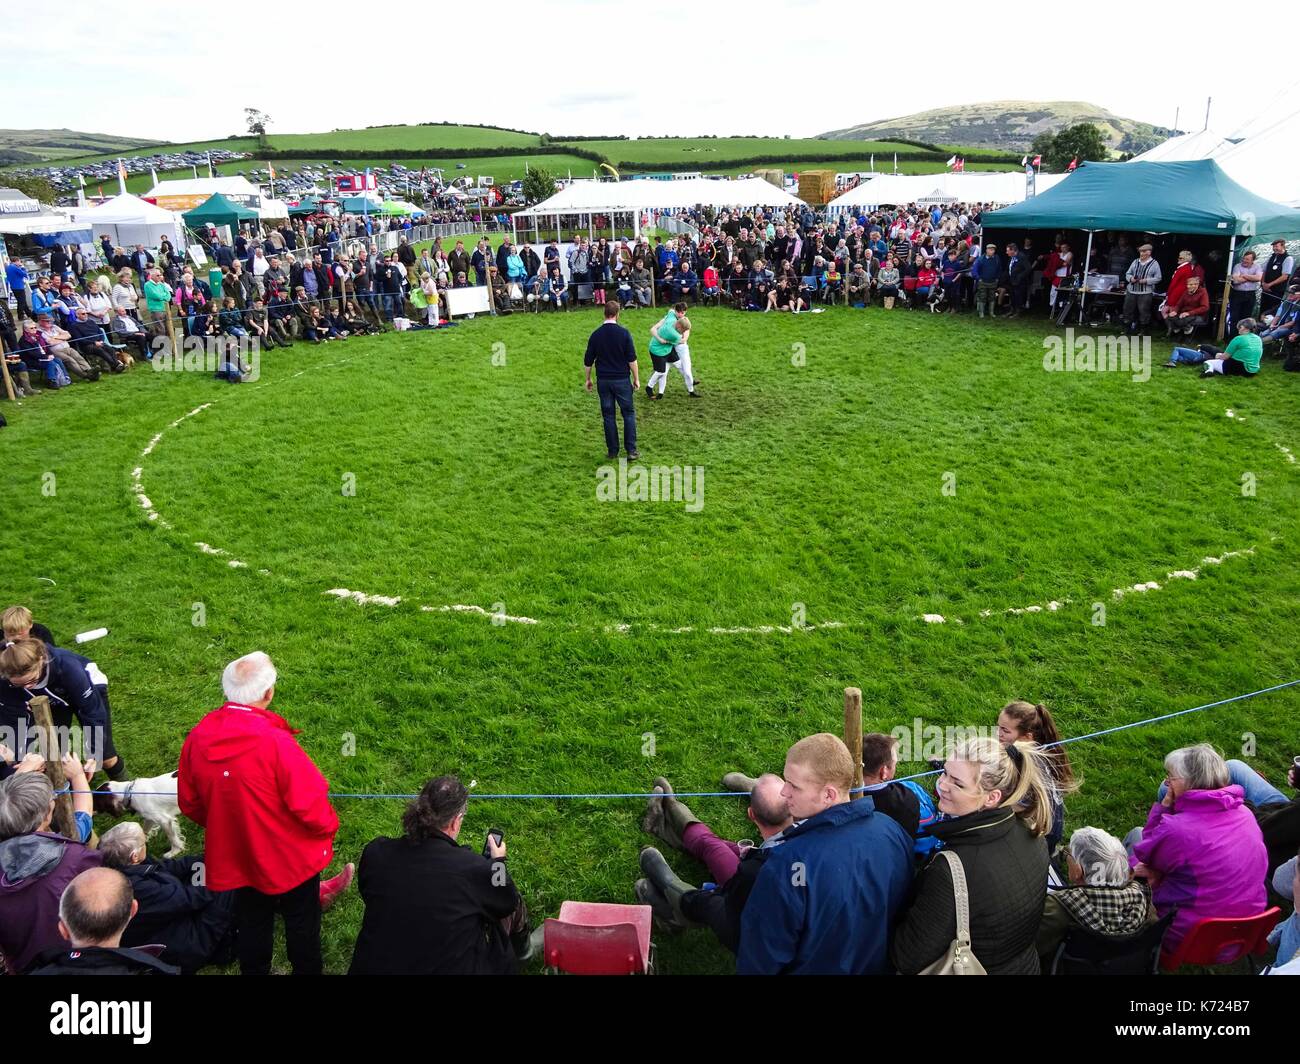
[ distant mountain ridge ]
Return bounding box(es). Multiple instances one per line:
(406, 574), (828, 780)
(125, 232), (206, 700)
(819, 101), (1175, 154)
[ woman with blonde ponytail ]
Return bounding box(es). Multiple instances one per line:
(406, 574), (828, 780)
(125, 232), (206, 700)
(997, 700), (1076, 854)
(892, 737), (1057, 974)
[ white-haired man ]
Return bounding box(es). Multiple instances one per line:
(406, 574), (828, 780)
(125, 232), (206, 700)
(179, 651), (352, 975)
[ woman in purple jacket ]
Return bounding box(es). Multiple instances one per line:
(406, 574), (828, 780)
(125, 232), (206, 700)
(1126, 744), (1268, 954)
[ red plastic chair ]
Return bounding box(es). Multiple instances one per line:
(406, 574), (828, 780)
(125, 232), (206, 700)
(543, 901), (654, 975)
(1160, 907), (1282, 971)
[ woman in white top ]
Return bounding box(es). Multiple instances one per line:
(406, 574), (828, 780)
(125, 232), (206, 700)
(84, 277), (114, 325)
(111, 268), (139, 314)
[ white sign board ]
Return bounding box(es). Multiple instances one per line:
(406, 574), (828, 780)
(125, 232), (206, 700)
(188, 245), (208, 267)
(445, 285), (490, 318)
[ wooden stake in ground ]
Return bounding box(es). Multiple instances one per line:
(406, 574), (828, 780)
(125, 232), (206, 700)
(30, 695), (78, 841)
(0, 327), (16, 402)
(844, 686), (863, 792)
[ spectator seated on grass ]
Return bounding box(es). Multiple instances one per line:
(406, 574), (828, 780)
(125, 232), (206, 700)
(1163, 318), (1263, 375)
(28, 867), (179, 975)
(859, 732), (940, 858)
(635, 772), (792, 950)
(348, 774), (536, 975)
(97, 822), (237, 974)
(996, 700), (1076, 855)
(892, 737), (1057, 974)
(738, 733), (913, 975)
(1124, 743), (1268, 957)
(0, 636), (125, 780)
(0, 764), (100, 974)
(1035, 826), (1156, 966)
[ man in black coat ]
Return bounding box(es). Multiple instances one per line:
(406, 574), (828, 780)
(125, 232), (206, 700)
(98, 822), (237, 974)
(349, 775), (532, 975)
(28, 867), (180, 975)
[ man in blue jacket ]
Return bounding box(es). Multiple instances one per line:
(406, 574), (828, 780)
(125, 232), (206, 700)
(737, 732), (913, 975)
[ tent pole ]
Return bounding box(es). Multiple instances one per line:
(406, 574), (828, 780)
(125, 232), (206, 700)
(1218, 233), (1237, 342)
(1079, 230), (1094, 322)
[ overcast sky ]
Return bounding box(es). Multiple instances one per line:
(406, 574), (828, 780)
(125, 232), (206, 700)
(6, 1), (1295, 145)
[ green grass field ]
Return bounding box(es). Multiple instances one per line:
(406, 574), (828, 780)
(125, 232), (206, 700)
(3, 307), (1297, 974)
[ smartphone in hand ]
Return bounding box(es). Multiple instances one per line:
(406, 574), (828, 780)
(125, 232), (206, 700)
(482, 829), (504, 858)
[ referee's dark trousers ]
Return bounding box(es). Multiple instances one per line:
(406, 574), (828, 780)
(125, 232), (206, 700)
(598, 376), (636, 456)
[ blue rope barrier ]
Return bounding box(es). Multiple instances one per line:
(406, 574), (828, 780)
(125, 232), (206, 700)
(50, 677), (1300, 801)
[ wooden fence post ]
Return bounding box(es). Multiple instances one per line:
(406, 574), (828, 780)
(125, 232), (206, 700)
(0, 328), (15, 401)
(30, 695), (78, 841)
(844, 686), (863, 792)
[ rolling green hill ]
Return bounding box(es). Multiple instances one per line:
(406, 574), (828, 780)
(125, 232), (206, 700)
(0, 128), (162, 164)
(821, 100), (1174, 154)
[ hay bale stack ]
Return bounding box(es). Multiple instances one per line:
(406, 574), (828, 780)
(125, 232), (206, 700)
(754, 168), (785, 189)
(797, 170), (836, 206)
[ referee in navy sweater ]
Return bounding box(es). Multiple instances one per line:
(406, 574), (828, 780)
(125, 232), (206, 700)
(584, 302), (641, 460)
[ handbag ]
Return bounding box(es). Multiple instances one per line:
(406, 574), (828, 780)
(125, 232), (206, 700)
(918, 850), (986, 975)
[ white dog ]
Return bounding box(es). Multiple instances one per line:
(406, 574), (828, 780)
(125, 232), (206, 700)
(95, 771), (185, 857)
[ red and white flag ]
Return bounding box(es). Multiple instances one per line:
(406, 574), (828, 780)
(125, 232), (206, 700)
(1032, 154), (1042, 167)
(1066, 156), (1079, 171)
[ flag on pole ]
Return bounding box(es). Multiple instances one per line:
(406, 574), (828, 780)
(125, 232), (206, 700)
(1020, 155), (1028, 166)
(192, 164), (199, 179)
(1032, 154), (1042, 168)
(268, 163), (276, 181)
(78, 172), (86, 188)
(1066, 156), (1079, 172)
(946, 155), (958, 169)
(206, 151), (214, 178)
(954, 157), (965, 173)
(150, 166), (158, 187)
(117, 159), (128, 195)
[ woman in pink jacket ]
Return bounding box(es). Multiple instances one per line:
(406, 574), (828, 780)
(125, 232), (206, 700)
(1126, 744), (1267, 954)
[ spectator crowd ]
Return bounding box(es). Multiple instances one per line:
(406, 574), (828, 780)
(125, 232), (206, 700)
(7, 201), (1298, 398)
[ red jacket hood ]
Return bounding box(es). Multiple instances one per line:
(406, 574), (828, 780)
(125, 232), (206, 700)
(197, 702), (301, 762)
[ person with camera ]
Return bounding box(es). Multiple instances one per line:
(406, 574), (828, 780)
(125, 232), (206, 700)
(348, 775), (535, 974)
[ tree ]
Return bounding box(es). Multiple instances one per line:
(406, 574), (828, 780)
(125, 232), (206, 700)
(522, 166), (556, 206)
(1045, 123), (1108, 170)
(7, 174), (56, 203)
(244, 108), (272, 149)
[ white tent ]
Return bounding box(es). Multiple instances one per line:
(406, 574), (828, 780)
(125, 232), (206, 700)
(1130, 129), (1231, 163)
(514, 176), (805, 218)
(828, 170), (1069, 210)
(69, 193), (186, 248)
(143, 176), (263, 212)
(1216, 110), (1300, 207)
(258, 198), (290, 220)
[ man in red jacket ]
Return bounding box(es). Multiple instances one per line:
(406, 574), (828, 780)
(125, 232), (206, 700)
(179, 651), (351, 975)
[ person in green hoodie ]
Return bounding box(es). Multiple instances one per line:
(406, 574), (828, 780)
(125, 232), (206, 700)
(142, 268), (174, 341)
(1162, 317), (1263, 376)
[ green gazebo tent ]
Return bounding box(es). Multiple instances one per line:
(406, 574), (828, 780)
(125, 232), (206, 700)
(984, 159), (1300, 238)
(182, 193), (260, 229)
(984, 160), (1300, 335)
